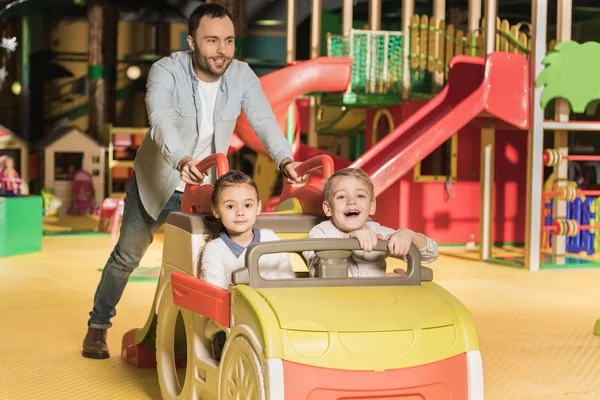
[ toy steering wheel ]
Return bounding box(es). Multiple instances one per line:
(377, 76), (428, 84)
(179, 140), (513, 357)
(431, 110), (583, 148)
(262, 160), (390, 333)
(232, 239), (432, 288)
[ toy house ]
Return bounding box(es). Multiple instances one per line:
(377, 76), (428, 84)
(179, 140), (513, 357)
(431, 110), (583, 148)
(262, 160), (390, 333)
(0, 124), (29, 185)
(34, 126), (105, 215)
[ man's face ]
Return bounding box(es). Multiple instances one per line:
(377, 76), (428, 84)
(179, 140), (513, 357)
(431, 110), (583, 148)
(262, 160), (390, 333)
(187, 16), (235, 81)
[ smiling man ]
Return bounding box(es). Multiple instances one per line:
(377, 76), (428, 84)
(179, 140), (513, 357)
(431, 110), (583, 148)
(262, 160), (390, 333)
(82, 3), (308, 360)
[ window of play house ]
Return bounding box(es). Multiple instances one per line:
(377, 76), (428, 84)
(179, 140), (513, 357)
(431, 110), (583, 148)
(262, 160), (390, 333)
(55, 152), (83, 181)
(414, 135), (458, 182)
(371, 109), (394, 147)
(0, 149), (21, 175)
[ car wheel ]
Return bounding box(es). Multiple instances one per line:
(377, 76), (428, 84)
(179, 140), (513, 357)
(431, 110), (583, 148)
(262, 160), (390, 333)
(219, 336), (266, 400)
(156, 290), (194, 399)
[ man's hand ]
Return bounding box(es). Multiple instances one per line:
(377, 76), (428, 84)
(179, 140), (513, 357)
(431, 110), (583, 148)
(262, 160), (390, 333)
(177, 156), (206, 186)
(279, 158), (309, 188)
(387, 229), (414, 256)
(346, 228), (383, 253)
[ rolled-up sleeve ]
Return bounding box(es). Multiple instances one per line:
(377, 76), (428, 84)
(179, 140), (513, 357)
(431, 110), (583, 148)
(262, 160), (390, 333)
(240, 65), (292, 166)
(373, 223), (439, 264)
(145, 63), (189, 169)
(417, 236), (439, 264)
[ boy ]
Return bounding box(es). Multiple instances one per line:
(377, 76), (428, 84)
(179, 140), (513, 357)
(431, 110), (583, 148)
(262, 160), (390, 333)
(303, 168), (439, 277)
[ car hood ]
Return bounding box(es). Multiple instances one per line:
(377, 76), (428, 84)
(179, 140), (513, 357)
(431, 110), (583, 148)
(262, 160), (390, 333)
(255, 282), (459, 332)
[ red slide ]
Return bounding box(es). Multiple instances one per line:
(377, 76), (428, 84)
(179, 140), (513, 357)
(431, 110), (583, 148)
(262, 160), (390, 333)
(230, 57), (353, 157)
(351, 52), (530, 197)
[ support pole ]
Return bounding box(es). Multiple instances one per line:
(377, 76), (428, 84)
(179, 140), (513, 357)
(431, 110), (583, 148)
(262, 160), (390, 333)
(432, 0), (445, 91)
(20, 16), (31, 143)
(551, 0), (572, 257)
(87, 0), (118, 145)
(286, 0), (296, 149)
(307, 0), (322, 148)
(468, 0), (481, 33)
(369, 0), (381, 31)
(401, 0), (414, 99)
(524, 0), (548, 272)
(480, 128), (495, 260)
(342, 0), (353, 35)
(286, 0), (296, 64)
(340, 0), (354, 159)
(433, 0), (445, 19)
(484, 0), (497, 54)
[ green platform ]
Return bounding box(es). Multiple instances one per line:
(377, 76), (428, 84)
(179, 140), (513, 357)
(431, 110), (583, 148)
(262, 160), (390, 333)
(0, 196), (43, 257)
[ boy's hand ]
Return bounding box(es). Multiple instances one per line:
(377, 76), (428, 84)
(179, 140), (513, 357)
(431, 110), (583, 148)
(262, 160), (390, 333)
(178, 156), (206, 185)
(347, 228), (383, 252)
(387, 229), (413, 256)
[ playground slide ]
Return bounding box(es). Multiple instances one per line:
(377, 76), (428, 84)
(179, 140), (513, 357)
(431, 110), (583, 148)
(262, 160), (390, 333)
(231, 56), (354, 156)
(352, 52), (530, 197)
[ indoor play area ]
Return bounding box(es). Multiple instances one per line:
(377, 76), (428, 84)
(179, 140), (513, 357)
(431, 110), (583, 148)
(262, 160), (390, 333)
(1, 0), (600, 398)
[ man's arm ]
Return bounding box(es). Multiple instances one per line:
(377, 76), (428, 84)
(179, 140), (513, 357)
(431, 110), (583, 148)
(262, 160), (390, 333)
(145, 62), (189, 170)
(240, 65), (293, 167)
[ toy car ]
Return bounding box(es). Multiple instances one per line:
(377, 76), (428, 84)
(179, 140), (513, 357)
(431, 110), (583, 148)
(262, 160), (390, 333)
(122, 214), (483, 399)
(121, 154), (483, 399)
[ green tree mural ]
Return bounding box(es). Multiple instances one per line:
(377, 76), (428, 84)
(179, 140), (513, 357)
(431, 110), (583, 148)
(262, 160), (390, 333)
(536, 40), (600, 114)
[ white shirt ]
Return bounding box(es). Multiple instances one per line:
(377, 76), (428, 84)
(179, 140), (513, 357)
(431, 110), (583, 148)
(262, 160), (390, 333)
(200, 229), (295, 290)
(175, 78), (221, 192)
(303, 220), (439, 278)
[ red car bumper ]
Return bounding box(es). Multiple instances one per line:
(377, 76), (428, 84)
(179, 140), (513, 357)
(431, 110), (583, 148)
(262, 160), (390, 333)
(282, 352), (469, 399)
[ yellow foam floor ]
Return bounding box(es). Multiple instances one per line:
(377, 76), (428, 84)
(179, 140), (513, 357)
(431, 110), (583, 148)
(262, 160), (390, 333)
(1, 235), (600, 399)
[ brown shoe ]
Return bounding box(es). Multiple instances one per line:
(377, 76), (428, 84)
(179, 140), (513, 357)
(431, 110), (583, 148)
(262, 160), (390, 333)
(82, 327), (110, 359)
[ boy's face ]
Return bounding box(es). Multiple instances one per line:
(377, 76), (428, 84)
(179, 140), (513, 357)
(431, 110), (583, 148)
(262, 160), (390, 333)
(323, 176), (375, 233)
(212, 184), (261, 236)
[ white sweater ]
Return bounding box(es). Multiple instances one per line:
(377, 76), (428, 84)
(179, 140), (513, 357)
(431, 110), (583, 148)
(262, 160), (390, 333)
(200, 228), (295, 289)
(302, 220), (439, 278)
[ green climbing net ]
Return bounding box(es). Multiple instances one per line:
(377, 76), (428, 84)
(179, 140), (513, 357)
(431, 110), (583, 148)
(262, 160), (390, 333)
(327, 29), (404, 94)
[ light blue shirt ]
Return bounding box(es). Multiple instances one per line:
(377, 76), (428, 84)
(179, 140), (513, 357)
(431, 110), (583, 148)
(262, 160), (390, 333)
(135, 51), (292, 220)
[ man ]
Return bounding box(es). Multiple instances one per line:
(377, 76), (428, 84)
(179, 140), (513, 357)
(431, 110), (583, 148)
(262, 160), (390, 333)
(82, 3), (307, 359)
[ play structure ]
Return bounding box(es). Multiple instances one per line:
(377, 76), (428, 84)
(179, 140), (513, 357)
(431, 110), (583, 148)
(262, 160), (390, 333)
(94, 0), (600, 275)
(121, 154), (483, 399)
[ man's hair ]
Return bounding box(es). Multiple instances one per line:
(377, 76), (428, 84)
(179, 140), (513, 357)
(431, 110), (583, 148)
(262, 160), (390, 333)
(188, 3), (234, 36)
(211, 170), (259, 207)
(323, 168), (374, 202)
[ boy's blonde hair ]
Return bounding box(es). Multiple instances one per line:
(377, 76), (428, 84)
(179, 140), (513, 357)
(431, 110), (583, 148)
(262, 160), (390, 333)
(323, 168), (374, 202)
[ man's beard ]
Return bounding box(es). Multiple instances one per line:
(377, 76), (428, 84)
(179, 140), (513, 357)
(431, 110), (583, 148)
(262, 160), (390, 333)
(194, 51), (232, 78)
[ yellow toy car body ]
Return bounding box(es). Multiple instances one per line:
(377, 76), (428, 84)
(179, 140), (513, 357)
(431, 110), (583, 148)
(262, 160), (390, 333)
(122, 211), (483, 399)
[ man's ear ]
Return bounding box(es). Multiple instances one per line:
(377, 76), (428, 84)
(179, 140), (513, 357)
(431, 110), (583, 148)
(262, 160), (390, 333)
(323, 200), (332, 217)
(369, 199), (376, 216)
(186, 35), (195, 51)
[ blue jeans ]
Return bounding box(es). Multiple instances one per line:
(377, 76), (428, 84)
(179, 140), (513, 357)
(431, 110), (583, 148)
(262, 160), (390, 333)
(88, 173), (182, 329)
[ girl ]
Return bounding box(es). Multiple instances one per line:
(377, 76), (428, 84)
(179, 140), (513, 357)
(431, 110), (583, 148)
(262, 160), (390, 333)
(199, 170), (294, 360)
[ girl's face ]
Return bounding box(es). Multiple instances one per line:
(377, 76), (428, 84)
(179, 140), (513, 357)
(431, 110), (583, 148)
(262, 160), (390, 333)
(212, 183), (261, 236)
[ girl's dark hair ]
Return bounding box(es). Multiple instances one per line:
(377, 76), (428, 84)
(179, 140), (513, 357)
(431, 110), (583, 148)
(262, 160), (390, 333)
(211, 170), (259, 207)
(188, 3), (234, 36)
